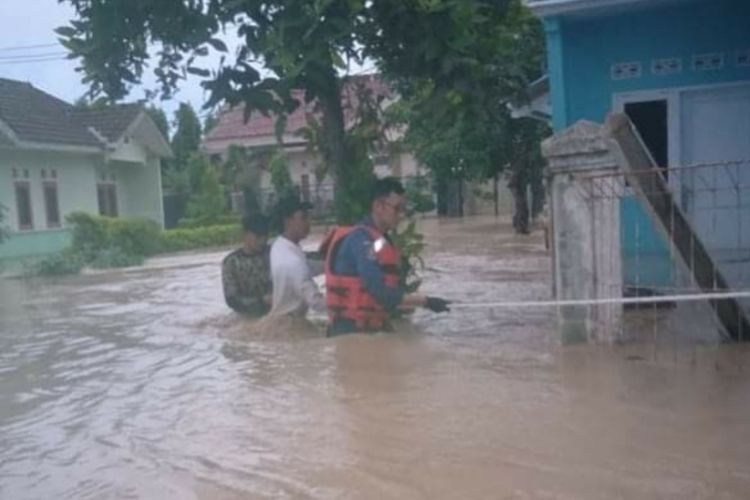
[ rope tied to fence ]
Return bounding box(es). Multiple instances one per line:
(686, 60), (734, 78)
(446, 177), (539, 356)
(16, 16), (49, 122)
(450, 290), (750, 310)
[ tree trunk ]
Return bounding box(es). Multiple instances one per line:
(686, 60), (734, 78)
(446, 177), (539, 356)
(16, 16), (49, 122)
(530, 169), (545, 222)
(457, 179), (464, 217)
(493, 173), (499, 217)
(436, 176), (448, 216)
(508, 166), (530, 234)
(436, 176), (464, 217)
(317, 67), (352, 223)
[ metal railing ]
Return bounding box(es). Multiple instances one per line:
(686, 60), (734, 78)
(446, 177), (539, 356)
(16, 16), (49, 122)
(574, 159), (750, 342)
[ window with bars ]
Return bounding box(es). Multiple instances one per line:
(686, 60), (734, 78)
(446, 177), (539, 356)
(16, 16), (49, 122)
(43, 181), (61, 228)
(97, 183), (118, 217)
(15, 181), (33, 230)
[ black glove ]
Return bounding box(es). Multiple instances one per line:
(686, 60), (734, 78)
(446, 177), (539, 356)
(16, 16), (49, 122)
(425, 296), (451, 313)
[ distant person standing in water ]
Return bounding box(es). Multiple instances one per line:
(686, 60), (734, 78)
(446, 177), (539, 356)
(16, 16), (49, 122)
(221, 214), (272, 316)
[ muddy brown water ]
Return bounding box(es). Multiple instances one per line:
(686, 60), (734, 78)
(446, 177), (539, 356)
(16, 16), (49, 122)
(1, 216), (749, 499)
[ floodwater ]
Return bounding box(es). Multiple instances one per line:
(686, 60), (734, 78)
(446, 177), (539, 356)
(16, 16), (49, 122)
(1, 216), (750, 499)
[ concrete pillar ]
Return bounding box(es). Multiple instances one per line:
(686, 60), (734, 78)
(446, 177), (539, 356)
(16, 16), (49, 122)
(542, 120), (623, 344)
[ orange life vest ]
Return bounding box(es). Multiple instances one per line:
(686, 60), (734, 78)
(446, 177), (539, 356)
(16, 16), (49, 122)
(323, 225), (402, 332)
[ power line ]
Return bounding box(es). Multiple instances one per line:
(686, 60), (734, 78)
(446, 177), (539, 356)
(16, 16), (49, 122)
(0, 51), (67, 61)
(0, 42), (60, 52)
(0, 56), (68, 65)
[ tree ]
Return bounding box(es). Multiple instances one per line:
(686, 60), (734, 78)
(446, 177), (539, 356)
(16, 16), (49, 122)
(185, 154), (225, 222)
(162, 102), (202, 194)
(57, 0), (512, 223)
(385, 0), (549, 232)
(145, 105), (174, 194)
(203, 111), (219, 137)
(221, 145), (264, 214)
(268, 150), (296, 201)
(502, 116), (548, 233)
(171, 102), (202, 172)
(146, 105), (169, 139)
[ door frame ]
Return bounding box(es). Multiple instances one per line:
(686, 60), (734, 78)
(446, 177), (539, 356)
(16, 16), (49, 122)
(612, 88), (680, 168)
(613, 80), (750, 168)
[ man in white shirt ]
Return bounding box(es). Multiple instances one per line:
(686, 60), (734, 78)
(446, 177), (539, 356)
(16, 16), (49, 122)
(269, 198), (326, 318)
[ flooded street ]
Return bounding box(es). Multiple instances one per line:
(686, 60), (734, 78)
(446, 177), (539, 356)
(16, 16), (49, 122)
(2, 216), (750, 499)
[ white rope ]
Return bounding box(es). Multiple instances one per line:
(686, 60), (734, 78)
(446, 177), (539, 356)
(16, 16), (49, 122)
(451, 290), (750, 309)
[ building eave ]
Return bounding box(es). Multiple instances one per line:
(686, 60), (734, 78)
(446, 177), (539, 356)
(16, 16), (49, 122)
(119, 110), (174, 158)
(6, 140), (103, 155)
(527, 0), (672, 17)
(507, 74), (552, 124)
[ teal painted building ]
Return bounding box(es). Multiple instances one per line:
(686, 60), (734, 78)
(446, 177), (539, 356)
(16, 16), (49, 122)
(0, 78), (172, 271)
(528, 0), (750, 289)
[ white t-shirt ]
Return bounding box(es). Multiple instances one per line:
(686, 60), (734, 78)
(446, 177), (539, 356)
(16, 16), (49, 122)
(269, 235), (326, 317)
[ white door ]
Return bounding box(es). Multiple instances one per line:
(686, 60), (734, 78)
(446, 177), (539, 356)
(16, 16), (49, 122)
(680, 84), (750, 284)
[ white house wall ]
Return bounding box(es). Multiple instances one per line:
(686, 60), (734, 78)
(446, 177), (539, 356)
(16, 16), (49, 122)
(115, 157), (165, 228)
(1, 149), (100, 233)
(257, 150), (333, 191)
(0, 149), (102, 266)
(395, 153), (421, 178)
(108, 137), (149, 164)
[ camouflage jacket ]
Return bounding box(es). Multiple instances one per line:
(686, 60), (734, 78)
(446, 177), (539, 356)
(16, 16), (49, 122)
(221, 246), (272, 316)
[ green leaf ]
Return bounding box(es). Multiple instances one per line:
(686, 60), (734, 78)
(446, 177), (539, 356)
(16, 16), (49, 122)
(55, 26), (76, 38)
(186, 67), (211, 77)
(331, 51), (346, 70)
(207, 38), (228, 52)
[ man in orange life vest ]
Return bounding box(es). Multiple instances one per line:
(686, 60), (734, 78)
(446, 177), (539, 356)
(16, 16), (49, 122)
(324, 177), (451, 336)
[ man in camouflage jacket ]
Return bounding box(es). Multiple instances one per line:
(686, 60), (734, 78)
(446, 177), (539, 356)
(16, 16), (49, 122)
(222, 214), (272, 316)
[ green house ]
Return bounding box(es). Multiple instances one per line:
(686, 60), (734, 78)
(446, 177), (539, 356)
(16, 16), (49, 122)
(0, 78), (172, 270)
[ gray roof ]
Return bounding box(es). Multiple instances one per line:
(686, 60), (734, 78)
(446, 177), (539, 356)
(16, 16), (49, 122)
(74, 104), (143, 142)
(0, 128), (13, 147)
(0, 77), (145, 148)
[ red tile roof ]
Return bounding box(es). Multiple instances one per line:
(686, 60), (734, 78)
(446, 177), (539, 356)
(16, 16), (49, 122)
(204, 74), (390, 147)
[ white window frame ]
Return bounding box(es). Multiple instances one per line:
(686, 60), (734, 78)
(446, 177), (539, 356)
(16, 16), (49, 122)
(613, 80), (750, 168)
(42, 175), (61, 229)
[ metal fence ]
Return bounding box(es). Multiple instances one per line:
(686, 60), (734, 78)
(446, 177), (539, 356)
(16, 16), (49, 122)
(575, 159), (750, 343)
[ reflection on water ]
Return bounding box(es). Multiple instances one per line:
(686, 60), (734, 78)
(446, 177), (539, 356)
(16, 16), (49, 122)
(1, 216), (749, 499)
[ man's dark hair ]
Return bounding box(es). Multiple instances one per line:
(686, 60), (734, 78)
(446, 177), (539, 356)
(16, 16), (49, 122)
(277, 195), (313, 221)
(270, 194), (313, 232)
(242, 213), (270, 235)
(371, 176), (405, 204)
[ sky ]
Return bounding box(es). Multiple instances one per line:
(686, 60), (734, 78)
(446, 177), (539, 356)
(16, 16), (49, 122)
(0, 0), (222, 129)
(0, 0), (375, 133)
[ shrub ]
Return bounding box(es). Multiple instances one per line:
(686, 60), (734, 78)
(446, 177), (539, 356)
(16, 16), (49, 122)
(159, 224), (242, 253)
(32, 213), (244, 276)
(108, 217), (162, 256)
(66, 211), (109, 261)
(32, 251), (85, 276)
(41, 212), (160, 275)
(90, 247), (145, 269)
(176, 213), (241, 229)
(391, 219), (426, 294)
(66, 212), (162, 258)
